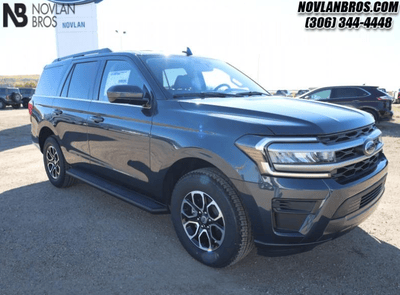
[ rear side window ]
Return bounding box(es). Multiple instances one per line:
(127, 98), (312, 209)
(36, 65), (65, 96)
(66, 62), (99, 100)
(331, 88), (368, 99)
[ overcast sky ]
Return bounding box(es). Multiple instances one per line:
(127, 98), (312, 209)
(0, 0), (399, 90)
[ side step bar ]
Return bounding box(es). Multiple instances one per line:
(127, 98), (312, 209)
(67, 168), (168, 214)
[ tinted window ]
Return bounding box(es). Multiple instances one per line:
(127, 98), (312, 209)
(0, 89), (6, 96)
(99, 60), (147, 102)
(36, 65), (65, 96)
(331, 87), (368, 99)
(67, 62), (99, 100)
(310, 89), (331, 100)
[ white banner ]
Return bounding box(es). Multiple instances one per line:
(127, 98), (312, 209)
(55, 3), (99, 58)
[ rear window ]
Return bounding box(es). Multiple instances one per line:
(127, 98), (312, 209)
(36, 65), (66, 96)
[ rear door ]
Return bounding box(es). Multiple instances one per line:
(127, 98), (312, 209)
(52, 60), (102, 167)
(330, 87), (369, 109)
(86, 57), (154, 191)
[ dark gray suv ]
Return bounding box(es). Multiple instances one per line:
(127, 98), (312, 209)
(30, 49), (388, 267)
(0, 87), (22, 109)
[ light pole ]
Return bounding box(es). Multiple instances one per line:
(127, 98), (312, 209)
(115, 30), (127, 51)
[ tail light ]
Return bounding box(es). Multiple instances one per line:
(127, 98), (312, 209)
(28, 101), (33, 115)
(377, 96), (392, 101)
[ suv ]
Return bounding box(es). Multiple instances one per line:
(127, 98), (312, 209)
(0, 87), (22, 109)
(274, 89), (291, 96)
(299, 86), (393, 122)
(19, 88), (36, 108)
(30, 49), (388, 268)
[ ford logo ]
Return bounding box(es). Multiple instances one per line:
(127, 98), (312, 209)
(363, 140), (376, 156)
(48, 0), (103, 5)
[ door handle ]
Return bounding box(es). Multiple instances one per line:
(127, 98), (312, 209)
(53, 109), (63, 116)
(89, 116), (104, 123)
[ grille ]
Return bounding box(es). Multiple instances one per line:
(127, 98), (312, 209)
(336, 147), (358, 162)
(333, 153), (381, 184)
(332, 183), (384, 219)
(318, 124), (376, 145)
(360, 184), (383, 209)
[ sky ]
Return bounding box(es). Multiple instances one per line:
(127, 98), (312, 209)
(0, 0), (399, 90)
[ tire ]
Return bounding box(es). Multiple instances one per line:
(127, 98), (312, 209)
(0, 99), (5, 110)
(11, 92), (22, 103)
(22, 100), (29, 108)
(43, 136), (76, 188)
(170, 168), (253, 268)
(11, 104), (21, 109)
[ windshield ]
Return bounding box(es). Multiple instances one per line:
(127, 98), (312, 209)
(143, 56), (269, 98)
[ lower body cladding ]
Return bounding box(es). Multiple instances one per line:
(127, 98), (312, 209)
(231, 153), (388, 256)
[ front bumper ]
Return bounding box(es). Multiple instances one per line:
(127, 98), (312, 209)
(231, 152), (388, 256)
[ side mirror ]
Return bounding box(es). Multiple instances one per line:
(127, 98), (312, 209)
(107, 85), (148, 106)
(304, 95), (310, 100)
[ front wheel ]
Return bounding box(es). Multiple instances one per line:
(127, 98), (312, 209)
(43, 136), (76, 188)
(11, 104), (21, 109)
(170, 168), (253, 268)
(0, 100), (5, 110)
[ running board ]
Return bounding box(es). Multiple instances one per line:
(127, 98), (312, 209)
(66, 168), (168, 214)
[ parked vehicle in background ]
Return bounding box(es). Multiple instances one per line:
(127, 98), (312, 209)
(19, 88), (36, 108)
(30, 49), (388, 267)
(274, 90), (291, 96)
(394, 89), (400, 104)
(299, 86), (393, 122)
(295, 89), (309, 96)
(0, 87), (22, 109)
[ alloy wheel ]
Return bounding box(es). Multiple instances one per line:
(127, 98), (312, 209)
(46, 145), (61, 179)
(180, 190), (225, 251)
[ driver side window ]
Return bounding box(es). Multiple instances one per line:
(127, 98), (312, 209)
(310, 89), (331, 100)
(99, 60), (147, 102)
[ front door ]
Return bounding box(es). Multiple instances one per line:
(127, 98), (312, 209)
(87, 58), (154, 191)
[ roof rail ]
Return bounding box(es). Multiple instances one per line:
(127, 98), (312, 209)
(53, 48), (112, 63)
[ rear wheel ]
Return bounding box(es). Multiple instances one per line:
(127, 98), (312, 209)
(43, 136), (76, 188)
(364, 109), (379, 122)
(170, 168), (253, 268)
(22, 100), (29, 108)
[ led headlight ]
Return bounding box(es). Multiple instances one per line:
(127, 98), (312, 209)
(268, 151), (336, 164)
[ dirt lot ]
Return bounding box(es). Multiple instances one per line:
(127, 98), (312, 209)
(1, 106), (400, 294)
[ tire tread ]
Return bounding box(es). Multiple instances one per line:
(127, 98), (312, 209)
(176, 167), (254, 267)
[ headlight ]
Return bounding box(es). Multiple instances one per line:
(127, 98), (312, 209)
(268, 151), (336, 164)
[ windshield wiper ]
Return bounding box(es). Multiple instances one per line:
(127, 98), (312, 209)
(235, 91), (269, 97)
(173, 92), (237, 99)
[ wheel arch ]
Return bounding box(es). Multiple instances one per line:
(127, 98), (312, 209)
(39, 126), (56, 153)
(359, 107), (379, 120)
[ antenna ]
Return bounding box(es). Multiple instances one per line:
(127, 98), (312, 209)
(183, 47), (193, 56)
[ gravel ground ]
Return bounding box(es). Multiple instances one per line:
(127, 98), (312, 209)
(1, 106), (400, 295)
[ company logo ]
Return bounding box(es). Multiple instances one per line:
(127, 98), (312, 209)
(48, 0), (103, 4)
(363, 140), (376, 156)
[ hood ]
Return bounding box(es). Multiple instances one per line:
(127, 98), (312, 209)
(178, 96), (374, 136)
